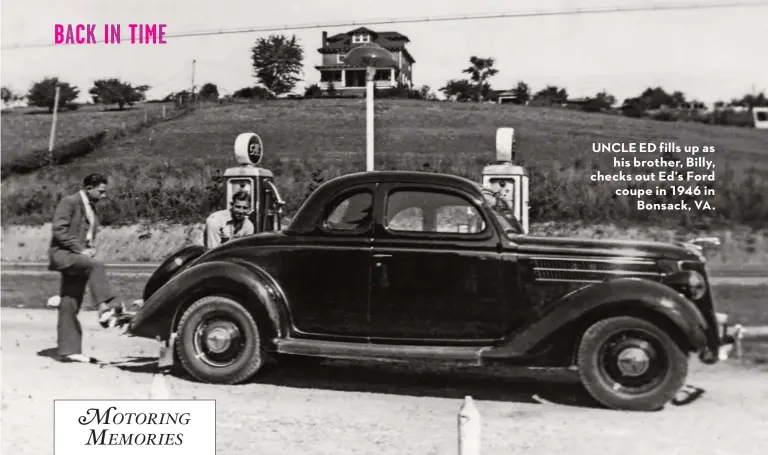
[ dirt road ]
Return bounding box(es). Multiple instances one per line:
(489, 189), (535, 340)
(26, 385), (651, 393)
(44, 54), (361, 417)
(2, 308), (767, 455)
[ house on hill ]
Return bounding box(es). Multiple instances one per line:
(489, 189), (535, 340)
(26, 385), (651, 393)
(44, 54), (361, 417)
(315, 27), (416, 95)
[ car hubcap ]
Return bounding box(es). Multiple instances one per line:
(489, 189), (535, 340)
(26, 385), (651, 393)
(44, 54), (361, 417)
(205, 326), (236, 353)
(599, 330), (667, 394)
(194, 318), (244, 368)
(616, 347), (651, 377)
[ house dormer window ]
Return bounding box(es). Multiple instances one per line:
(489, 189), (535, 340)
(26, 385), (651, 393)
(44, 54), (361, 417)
(352, 34), (370, 44)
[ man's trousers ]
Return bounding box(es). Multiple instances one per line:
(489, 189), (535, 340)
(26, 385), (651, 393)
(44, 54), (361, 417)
(56, 254), (116, 356)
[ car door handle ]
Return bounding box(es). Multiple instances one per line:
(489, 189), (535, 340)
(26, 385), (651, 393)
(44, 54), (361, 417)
(373, 253), (392, 259)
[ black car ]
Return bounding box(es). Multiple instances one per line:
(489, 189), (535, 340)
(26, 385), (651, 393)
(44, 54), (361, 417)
(128, 170), (732, 411)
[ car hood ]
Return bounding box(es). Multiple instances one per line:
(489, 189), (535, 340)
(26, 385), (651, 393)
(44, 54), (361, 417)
(511, 235), (704, 261)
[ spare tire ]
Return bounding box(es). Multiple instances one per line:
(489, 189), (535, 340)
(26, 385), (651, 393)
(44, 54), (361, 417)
(142, 245), (208, 301)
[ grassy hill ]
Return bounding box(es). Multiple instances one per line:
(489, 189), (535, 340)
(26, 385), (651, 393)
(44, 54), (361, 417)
(1, 103), (173, 160)
(2, 99), (767, 228)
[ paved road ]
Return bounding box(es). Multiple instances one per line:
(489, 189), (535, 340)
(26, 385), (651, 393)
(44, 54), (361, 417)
(2, 308), (767, 455)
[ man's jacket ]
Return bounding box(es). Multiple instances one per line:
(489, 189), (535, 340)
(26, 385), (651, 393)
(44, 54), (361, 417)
(48, 192), (99, 271)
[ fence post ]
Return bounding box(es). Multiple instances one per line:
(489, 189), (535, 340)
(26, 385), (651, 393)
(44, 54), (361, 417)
(734, 325), (744, 360)
(458, 396), (480, 455)
(144, 109), (148, 123)
(162, 105), (166, 118)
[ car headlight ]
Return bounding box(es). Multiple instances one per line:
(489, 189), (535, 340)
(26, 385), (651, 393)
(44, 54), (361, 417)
(686, 270), (707, 300)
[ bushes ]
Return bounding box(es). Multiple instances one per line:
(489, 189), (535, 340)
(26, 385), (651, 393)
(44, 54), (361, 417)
(3, 153), (766, 229)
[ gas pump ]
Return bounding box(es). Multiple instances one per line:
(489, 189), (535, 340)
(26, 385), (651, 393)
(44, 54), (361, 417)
(227, 132), (285, 232)
(481, 128), (530, 233)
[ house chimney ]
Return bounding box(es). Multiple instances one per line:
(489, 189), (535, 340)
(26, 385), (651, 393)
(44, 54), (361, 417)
(322, 31), (327, 47)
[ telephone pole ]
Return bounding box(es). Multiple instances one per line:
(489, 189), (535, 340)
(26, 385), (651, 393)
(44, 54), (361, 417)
(190, 59), (196, 104)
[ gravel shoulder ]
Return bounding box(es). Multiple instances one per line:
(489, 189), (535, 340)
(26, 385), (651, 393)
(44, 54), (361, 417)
(2, 307), (767, 455)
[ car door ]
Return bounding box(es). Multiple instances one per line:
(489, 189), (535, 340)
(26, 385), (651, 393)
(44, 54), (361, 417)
(368, 182), (509, 343)
(279, 184), (374, 340)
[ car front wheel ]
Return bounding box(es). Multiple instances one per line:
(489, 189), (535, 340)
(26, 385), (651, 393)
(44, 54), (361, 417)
(577, 316), (689, 411)
(176, 295), (266, 384)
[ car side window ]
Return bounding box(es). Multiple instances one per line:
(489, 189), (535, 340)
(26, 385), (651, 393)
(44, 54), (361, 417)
(323, 190), (374, 232)
(385, 189), (486, 234)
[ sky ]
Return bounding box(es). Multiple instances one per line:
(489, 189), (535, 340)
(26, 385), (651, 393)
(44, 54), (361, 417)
(1, 0), (767, 105)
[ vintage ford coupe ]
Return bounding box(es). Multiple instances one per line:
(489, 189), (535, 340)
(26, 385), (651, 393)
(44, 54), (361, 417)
(128, 170), (732, 411)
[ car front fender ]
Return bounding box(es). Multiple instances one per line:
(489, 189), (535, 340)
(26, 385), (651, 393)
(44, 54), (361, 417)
(485, 277), (709, 359)
(127, 260), (289, 342)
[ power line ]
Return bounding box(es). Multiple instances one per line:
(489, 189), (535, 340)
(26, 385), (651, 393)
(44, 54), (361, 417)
(3, 1), (767, 50)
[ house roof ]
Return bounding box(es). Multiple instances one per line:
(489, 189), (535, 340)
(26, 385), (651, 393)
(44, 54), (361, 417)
(319, 29), (415, 63)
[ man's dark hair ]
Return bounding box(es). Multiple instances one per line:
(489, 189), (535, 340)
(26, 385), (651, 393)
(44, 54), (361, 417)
(231, 191), (250, 204)
(83, 173), (108, 188)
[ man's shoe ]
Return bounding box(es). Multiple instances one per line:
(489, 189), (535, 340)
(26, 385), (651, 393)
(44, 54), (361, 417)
(98, 303), (124, 329)
(60, 354), (98, 363)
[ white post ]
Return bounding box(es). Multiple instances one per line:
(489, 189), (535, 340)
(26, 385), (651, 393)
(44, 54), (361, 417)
(48, 85), (61, 163)
(162, 105), (166, 118)
(366, 66), (375, 172)
(144, 109), (148, 123)
(734, 324), (744, 360)
(458, 395), (480, 455)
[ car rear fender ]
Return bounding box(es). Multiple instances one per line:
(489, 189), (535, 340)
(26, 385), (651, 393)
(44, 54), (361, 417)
(128, 260), (289, 343)
(487, 277), (708, 359)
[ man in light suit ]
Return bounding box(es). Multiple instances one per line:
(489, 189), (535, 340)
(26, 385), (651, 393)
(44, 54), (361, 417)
(48, 173), (125, 363)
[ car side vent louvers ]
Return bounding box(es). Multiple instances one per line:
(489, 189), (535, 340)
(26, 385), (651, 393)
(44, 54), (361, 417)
(531, 258), (661, 283)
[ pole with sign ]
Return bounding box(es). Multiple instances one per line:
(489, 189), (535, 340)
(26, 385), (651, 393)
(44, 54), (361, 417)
(344, 43), (397, 172)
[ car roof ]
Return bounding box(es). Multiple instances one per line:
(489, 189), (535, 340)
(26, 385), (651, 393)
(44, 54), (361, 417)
(322, 170), (482, 189)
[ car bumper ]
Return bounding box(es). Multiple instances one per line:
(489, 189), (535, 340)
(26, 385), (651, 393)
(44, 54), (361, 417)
(698, 312), (736, 364)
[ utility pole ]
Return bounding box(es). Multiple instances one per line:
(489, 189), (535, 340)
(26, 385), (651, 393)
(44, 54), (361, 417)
(190, 59), (196, 105)
(48, 85), (61, 164)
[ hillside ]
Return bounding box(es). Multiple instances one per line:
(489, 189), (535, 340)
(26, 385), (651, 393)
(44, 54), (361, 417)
(2, 99), (767, 227)
(1, 103), (172, 166)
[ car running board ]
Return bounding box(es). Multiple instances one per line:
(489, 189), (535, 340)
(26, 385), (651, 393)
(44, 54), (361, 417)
(275, 338), (488, 365)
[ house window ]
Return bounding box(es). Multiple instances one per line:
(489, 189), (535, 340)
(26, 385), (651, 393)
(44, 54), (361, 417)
(374, 69), (393, 82)
(320, 71), (342, 82)
(336, 54), (346, 64)
(352, 34), (370, 44)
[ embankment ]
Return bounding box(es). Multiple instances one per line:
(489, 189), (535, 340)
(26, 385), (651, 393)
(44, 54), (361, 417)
(3, 221), (766, 266)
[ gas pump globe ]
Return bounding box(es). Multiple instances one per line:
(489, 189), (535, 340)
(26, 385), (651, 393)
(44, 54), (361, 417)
(226, 133), (285, 232)
(481, 128), (530, 233)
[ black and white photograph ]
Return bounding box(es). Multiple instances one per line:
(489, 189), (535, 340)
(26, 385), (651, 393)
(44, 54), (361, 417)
(2, 0), (767, 453)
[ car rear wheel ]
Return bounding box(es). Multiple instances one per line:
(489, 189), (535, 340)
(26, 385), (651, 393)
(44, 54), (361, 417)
(176, 295), (266, 384)
(577, 316), (688, 411)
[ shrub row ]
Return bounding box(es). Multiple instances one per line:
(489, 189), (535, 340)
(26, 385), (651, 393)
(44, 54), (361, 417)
(2, 152), (766, 229)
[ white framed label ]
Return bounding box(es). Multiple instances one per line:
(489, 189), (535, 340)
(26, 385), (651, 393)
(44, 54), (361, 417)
(54, 400), (216, 455)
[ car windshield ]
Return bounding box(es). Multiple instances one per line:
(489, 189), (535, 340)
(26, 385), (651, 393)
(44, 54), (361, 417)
(478, 186), (524, 236)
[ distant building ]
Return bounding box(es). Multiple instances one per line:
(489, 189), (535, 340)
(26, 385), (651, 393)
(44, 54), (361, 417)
(753, 107), (768, 129)
(496, 91), (527, 105)
(315, 27), (416, 95)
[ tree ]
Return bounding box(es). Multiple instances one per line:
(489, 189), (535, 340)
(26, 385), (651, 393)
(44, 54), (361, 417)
(531, 85), (568, 106)
(1, 86), (14, 103)
(737, 91), (768, 109)
(27, 77), (79, 112)
(199, 83), (219, 101)
(251, 34), (305, 96)
(511, 81), (531, 104)
(461, 56), (498, 102)
(89, 78), (150, 110)
(439, 79), (474, 101)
